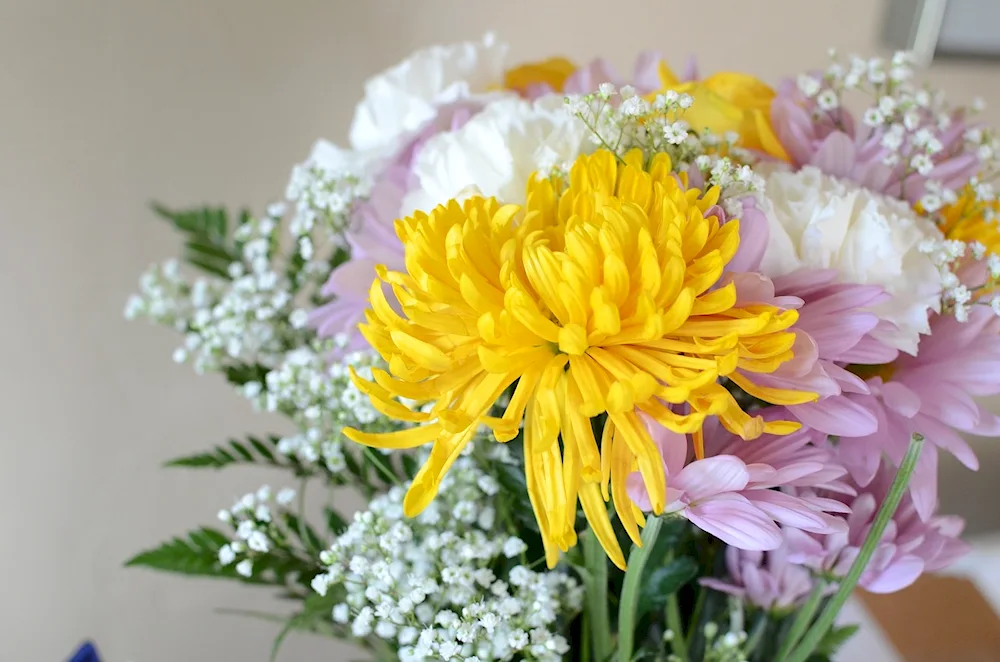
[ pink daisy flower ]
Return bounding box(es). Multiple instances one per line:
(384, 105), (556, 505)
(833, 306), (1000, 519)
(770, 79), (980, 204)
(627, 417), (848, 552)
(700, 541), (818, 613)
(785, 460), (969, 594)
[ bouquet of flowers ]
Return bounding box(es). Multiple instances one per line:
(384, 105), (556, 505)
(125, 33), (1000, 662)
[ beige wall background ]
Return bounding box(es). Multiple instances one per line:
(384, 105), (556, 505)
(3, 1), (1000, 660)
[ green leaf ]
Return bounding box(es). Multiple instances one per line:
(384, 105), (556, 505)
(250, 436), (278, 462)
(224, 363), (269, 386)
(283, 512), (325, 555)
(813, 624), (860, 658)
(125, 527), (243, 580)
(325, 507), (348, 535)
(329, 245), (350, 270)
(270, 590), (338, 662)
(164, 436), (284, 470)
(636, 556), (698, 618)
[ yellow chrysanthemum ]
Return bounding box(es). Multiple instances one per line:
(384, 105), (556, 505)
(503, 57), (577, 95)
(345, 149), (809, 569)
(939, 185), (1000, 255)
(652, 62), (789, 161)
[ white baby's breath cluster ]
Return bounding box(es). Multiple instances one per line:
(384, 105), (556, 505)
(799, 50), (1000, 211)
(311, 449), (583, 662)
(216, 484), (299, 579)
(286, 158), (373, 241)
(126, 205), (320, 374)
(124, 259), (224, 336)
(919, 237), (1000, 320)
(243, 339), (397, 474)
(565, 83), (748, 175)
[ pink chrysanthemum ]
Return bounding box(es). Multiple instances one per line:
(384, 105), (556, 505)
(627, 417), (848, 552)
(770, 79), (980, 204)
(785, 460), (969, 594)
(700, 541), (818, 613)
(833, 307), (1000, 518)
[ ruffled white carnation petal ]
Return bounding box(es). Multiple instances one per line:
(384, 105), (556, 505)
(401, 95), (592, 214)
(348, 33), (510, 153)
(761, 166), (942, 355)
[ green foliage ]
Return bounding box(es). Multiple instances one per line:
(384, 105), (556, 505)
(635, 556), (699, 618)
(812, 624), (860, 658)
(126, 526), (317, 590)
(224, 363), (270, 387)
(283, 512), (326, 555)
(125, 527), (250, 581)
(151, 202), (243, 278)
(164, 435), (287, 470)
(324, 507), (348, 535)
(270, 589), (340, 662)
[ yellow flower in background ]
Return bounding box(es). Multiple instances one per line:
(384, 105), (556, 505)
(939, 185), (1000, 255)
(653, 62), (789, 161)
(504, 57), (577, 95)
(344, 149), (808, 569)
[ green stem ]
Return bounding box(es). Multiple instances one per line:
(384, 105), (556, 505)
(783, 434), (925, 662)
(296, 477), (309, 548)
(744, 612), (769, 658)
(686, 586), (707, 649)
(363, 447), (400, 486)
(583, 531), (613, 662)
(774, 580), (825, 662)
(619, 516), (665, 662)
(666, 590), (691, 662)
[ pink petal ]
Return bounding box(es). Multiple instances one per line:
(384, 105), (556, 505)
(880, 382), (921, 418)
(685, 494), (783, 550)
(811, 132), (857, 177)
(675, 456), (750, 501)
(790, 395), (879, 436)
(642, 416), (690, 477)
(745, 490), (844, 534)
(863, 555), (925, 593)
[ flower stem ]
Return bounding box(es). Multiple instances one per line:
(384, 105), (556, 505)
(619, 516), (665, 662)
(774, 580), (825, 662)
(783, 434), (925, 662)
(666, 589), (691, 662)
(582, 530), (613, 662)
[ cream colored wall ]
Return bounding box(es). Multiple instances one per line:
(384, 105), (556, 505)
(3, 1), (999, 660)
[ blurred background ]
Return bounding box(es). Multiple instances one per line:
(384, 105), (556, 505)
(2, 1), (999, 660)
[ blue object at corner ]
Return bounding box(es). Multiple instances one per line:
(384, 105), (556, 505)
(68, 642), (101, 662)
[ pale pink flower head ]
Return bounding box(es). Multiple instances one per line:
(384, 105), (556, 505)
(627, 416), (848, 551)
(559, 52), (695, 97)
(770, 77), (980, 204)
(700, 541), (818, 613)
(785, 460), (970, 594)
(834, 307), (1000, 519)
(758, 270), (900, 437)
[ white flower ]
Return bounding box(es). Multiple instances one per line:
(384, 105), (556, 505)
(348, 33), (509, 153)
(332, 603), (350, 624)
(400, 95), (591, 215)
(760, 165), (943, 354)
(218, 544), (236, 566)
(502, 537), (528, 558)
(235, 559), (253, 578)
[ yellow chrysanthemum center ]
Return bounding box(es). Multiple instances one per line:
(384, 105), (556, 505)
(345, 149), (806, 569)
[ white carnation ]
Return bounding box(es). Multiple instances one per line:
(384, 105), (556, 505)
(348, 33), (509, 153)
(760, 165), (942, 354)
(401, 95), (591, 215)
